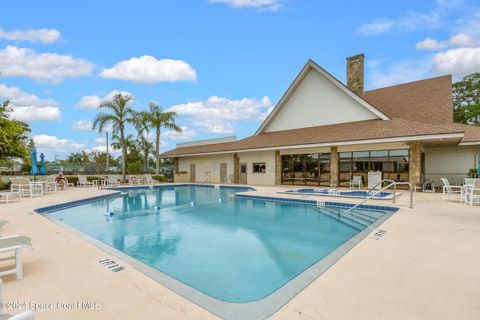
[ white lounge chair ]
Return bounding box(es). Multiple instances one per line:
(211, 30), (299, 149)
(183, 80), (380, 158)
(441, 178), (462, 201)
(0, 279), (35, 319)
(128, 175), (143, 185)
(106, 175), (120, 186)
(0, 236), (32, 280)
(143, 174), (158, 185)
(9, 178), (43, 198)
(349, 176), (363, 190)
(0, 191), (21, 204)
(465, 180), (480, 206)
(77, 175), (96, 188)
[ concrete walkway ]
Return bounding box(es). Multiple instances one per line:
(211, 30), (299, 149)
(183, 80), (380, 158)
(1, 185), (479, 319)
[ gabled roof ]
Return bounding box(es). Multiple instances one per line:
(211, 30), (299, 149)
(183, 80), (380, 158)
(363, 75), (453, 125)
(161, 118), (464, 157)
(255, 59), (390, 135)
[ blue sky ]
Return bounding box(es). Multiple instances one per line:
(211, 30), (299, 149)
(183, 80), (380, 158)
(1, 0), (480, 159)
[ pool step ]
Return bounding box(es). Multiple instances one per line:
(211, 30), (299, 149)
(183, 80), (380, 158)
(348, 211), (378, 223)
(320, 208), (367, 231)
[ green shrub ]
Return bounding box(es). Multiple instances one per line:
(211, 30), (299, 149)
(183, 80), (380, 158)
(127, 161), (143, 174)
(468, 168), (478, 178)
(152, 175), (167, 182)
(86, 176), (100, 182)
(66, 176), (79, 185)
(0, 180), (11, 190)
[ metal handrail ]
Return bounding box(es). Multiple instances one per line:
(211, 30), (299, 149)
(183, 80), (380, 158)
(344, 179), (413, 215)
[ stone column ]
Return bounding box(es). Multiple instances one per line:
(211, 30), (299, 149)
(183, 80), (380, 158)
(233, 153), (239, 184)
(275, 151), (282, 185)
(330, 147), (339, 187)
(409, 142), (422, 187)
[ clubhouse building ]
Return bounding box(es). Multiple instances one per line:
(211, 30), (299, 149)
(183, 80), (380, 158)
(161, 54), (480, 188)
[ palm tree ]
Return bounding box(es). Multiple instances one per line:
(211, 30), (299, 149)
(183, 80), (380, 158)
(133, 112), (153, 172)
(92, 94), (135, 181)
(143, 103), (182, 174)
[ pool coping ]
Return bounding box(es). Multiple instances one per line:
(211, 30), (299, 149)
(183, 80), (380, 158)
(279, 189), (401, 201)
(35, 184), (397, 320)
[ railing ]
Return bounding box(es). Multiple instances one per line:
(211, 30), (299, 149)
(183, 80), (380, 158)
(344, 179), (413, 215)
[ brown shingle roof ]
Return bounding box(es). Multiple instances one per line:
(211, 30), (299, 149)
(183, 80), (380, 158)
(161, 118), (463, 157)
(445, 123), (480, 143)
(363, 75), (453, 124)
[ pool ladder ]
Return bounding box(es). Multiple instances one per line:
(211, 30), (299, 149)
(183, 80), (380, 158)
(343, 179), (414, 215)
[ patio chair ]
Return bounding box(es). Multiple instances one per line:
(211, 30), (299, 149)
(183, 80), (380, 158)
(77, 175), (95, 188)
(0, 279), (35, 319)
(465, 179), (480, 206)
(106, 175), (120, 186)
(9, 178), (43, 198)
(0, 191), (21, 204)
(350, 176), (363, 190)
(464, 178), (477, 187)
(441, 178), (462, 201)
(0, 235), (32, 280)
(128, 175), (143, 185)
(143, 174), (158, 185)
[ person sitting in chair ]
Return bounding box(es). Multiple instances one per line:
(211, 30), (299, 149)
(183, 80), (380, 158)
(55, 172), (68, 190)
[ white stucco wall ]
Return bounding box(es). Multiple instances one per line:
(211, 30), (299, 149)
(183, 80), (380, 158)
(175, 154), (234, 183)
(238, 151), (276, 185)
(425, 146), (480, 174)
(264, 69), (379, 133)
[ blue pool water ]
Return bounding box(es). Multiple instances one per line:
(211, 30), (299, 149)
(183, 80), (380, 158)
(45, 185), (390, 303)
(286, 188), (394, 199)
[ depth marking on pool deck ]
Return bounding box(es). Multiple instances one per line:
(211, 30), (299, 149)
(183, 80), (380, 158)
(370, 229), (387, 240)
(98, 258), (125, 272)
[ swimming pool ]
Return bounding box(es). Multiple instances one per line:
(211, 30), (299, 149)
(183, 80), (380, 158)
(283, 188), (395, 199)
(39, 185), (396, 319)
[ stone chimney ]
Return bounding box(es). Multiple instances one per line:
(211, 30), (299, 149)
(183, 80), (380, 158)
(346, 53), (365, 96)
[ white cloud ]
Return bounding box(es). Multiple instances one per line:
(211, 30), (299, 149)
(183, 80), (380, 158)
(432, 47), (480, 77)
(359, 12), (440, 35)
(416, 33), (478, 51)
(357, 0), (458, 36)
(0, 46), (94, 83)
(0, 83), (61, 122)
(0, 27), (61, 43)
(367, 59), (430, 89)
(449, 33), (477, 47)
(209, 0), (282, 11)
(12, 106), (61, 122)
(72, 120), (93, 131)
(99, 55), (196, 84)
(167, 96), (272, 134)
(95, 137), (106, 144)
(33, 134), (84, 151)
(416, 37), (446, 50)
(358, 20), (395, 35)
(162, 126), (197, 140)
(75, 90), (132, 109)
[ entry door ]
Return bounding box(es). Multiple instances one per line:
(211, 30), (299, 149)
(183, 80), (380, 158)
(190, 164), (196, 182)
(239, 163), (247, 184)
(220, 163), (227, 183)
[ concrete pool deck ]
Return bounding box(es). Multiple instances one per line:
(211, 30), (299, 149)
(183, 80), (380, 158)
(1, 184), (479, 319)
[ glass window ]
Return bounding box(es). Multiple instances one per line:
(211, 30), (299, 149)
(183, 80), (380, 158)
(281, 155), (294, 184)
(252, 163), (266, 173)
(388, 149), (409, 181)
